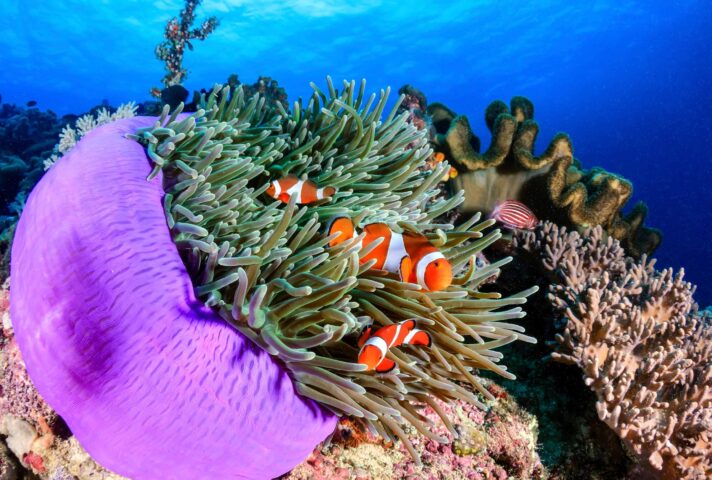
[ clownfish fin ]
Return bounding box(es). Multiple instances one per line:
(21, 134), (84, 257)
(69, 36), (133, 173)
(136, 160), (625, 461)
(327, 216), (355, 248)
(399, 256), (413, 284)
(375, 357), (396, 373)
(357, 326), (372, 348)
(278, 192), (291, 203)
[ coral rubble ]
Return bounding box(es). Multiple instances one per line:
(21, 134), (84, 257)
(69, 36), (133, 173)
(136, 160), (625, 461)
(512, 222), (712, 480)
(426, 97), (661, 258)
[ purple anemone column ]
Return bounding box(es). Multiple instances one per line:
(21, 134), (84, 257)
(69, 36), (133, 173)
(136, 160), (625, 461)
(10, 117), (336, 479)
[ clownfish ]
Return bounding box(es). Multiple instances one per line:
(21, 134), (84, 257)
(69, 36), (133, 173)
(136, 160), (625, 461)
(490, 200), (538, 230)
(358, 319), (432, 372)
(265, 175), (336, 204)
(328, 217), (453, 291)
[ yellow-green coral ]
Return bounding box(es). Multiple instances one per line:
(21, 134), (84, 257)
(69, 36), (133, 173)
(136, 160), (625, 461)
(131, 78), (538, 459)
(429, 97), (661, 257)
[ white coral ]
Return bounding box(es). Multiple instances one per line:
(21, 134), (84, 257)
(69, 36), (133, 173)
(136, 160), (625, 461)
(43, 101), (138, 171)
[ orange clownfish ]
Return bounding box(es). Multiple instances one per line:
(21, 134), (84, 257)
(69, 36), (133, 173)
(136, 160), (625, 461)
(358, 319), (432, 372)
(328, 217), (453, 291)
(265, 175), (336, 204)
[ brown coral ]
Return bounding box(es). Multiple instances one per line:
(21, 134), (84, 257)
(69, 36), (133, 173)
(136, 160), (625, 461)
(513, 222), (712, 480)
(428, 98), (661, 258)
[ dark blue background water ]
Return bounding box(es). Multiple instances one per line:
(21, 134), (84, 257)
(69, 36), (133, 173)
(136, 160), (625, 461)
(2, 0), (711, 304)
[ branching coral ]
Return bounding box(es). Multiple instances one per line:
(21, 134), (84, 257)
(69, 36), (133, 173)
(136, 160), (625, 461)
(43, 102), (137, 170)
(131, 77), (539, 459)
(153, 0), (219, 90)
(428, 97), (661, 258)
(513, 222), (711, 480)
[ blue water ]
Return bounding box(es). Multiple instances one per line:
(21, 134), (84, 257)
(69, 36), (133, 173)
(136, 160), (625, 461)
(2, 0), (711, 305)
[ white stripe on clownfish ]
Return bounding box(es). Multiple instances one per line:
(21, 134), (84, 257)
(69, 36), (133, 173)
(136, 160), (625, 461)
(416, 251), (445, 289)
(403, 328), (424, 344)
(383, 232), (407, 273)
(363, 335), (389, 364)
(285, 180), (305, 203)
(271, 179), (282, 197)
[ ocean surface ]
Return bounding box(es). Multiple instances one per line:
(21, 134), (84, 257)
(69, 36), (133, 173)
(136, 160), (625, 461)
(1, 0), (711, 304)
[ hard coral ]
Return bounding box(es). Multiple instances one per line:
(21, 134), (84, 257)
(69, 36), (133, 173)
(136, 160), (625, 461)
(132, 77), (539, 461)
(427, 97), (661, 258)
(513, 222), (712, 480)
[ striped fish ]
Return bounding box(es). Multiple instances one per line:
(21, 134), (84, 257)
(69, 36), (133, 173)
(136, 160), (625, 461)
(490, 200), (538, 230)
(265, 175), (335, 204)
(357, 319), (431, 372)
(327, 217), (453, 291)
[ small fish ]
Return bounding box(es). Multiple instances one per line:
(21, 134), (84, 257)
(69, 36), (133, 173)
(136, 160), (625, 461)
(490, 200), (538, 230)
(265, 175), (335, 204)
(26, 100), (37, 107)
(328, 217), (452, 291)
(358, 319), (431, 372)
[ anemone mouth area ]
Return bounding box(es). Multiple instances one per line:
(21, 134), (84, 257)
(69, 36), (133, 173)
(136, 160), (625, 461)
(9, 116), (337, 480)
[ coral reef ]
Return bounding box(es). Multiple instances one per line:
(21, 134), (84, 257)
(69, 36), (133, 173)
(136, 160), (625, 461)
(43, 102), (137, 170)
(0, 101), (65, 283)
(285, 381), (546, 480)
(131, 77), (538, 460)
(512, 222), (711, 480)
(0, 100), (138, 283)
(0, 102), (61, 217)
(153, 0), (219, 90)
(426, 97), (661, 258)
(226, 74), (289, 111)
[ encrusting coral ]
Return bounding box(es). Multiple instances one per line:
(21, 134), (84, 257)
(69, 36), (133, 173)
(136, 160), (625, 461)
(130, 77), (539, 461)
(512, 222), (711, 480)
(427, 97), (661, 258)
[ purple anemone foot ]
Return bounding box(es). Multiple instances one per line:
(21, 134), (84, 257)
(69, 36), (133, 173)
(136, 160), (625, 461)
(10, 117), (337, 479)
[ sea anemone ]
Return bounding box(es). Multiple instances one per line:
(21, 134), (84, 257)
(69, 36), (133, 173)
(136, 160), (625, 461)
(131, 78), (538, 458)
(10, 78), (537, 479)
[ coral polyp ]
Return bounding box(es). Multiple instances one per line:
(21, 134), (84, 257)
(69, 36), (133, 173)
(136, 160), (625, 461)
(132, 77), (539, 457)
